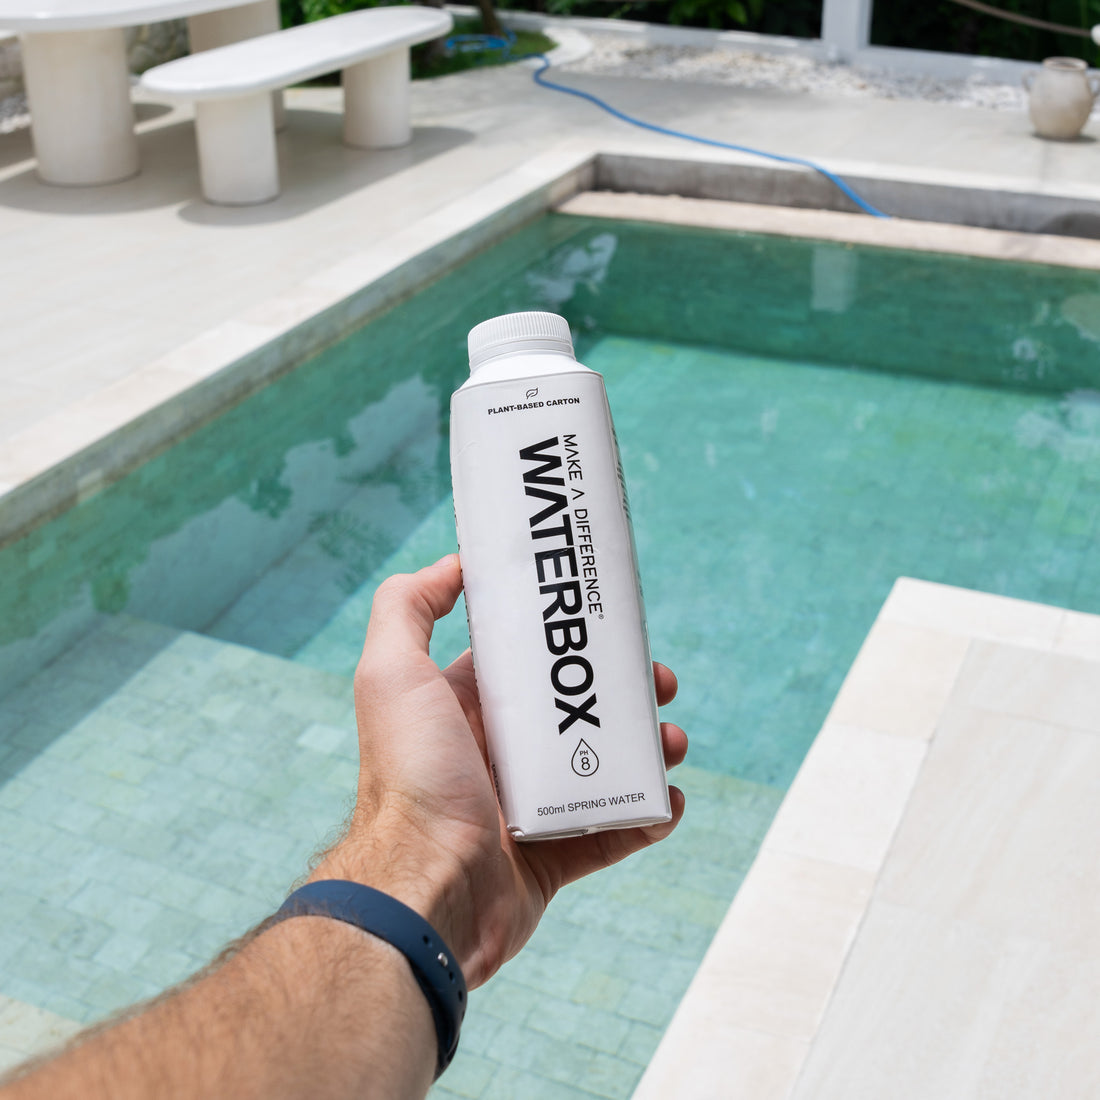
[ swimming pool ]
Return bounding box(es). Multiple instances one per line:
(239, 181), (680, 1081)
(2, 213), (1100, 1094)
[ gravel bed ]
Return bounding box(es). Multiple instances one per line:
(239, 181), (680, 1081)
(0, 36), (1029, 131)
(562, 38), (1028, 111)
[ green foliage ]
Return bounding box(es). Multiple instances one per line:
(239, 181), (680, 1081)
(278, 4), (553, 81)
(281, 0), (1100, 64)
(281, 0), (419, 26)
(411, 22), (556, 78)
(499, 0), (819, 37)
(663, 0), (763, 31)
(872, 0), (1100, 64)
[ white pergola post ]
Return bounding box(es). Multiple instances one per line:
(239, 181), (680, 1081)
(820, 0), (874, 61)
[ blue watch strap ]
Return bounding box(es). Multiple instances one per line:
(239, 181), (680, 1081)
(271, 880), (466, 1078)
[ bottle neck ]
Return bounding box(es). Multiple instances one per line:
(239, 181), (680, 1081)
(459, 350), (591, 389)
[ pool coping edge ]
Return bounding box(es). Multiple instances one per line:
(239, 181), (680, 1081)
(4, 142), (1100, 546)
(630, 578), (1100, 1098)
(0, 144), (598, 548)
(558, 190), (1100, 269)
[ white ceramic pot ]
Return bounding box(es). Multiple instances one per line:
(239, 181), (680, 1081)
(1023, 57), (1100, 141)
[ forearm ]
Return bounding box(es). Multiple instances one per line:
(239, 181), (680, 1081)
(0, 917), (437, 1100)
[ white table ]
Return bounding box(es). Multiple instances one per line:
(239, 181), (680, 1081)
(0, 0), (278, 184)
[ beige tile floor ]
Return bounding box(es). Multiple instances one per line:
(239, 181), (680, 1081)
(635, 579), (1100, 1098)
(3, 31), (1100, 1095)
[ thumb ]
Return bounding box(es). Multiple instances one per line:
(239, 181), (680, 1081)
(362, 555), (462, 662)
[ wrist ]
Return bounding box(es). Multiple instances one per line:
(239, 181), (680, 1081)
(308, 830), (472, 965)
(270, 881), (467, 1078)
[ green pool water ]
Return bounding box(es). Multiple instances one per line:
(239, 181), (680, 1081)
(2, 214), (1100, 1095)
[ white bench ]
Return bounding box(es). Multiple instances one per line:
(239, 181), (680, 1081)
(140, 5), (453, 205)
(0, 0), (282, 186)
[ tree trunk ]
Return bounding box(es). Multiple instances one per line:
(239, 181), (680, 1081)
(418, 0), (450, 63)
(476, 0), (505, 38)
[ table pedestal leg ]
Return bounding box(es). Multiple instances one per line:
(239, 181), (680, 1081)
(343, 47), (410, 149)
(195, 93), (278, 204)
(187, 0), (285, 129)
(21, 28), (139, 186)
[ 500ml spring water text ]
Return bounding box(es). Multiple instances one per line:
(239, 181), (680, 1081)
(536, 792), (648, 816)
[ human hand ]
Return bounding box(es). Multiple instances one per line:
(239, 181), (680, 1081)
(310, 554), (687, 988)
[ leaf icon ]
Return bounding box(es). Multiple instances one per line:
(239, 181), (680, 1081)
(526, 388), (539, 400)
(571, 739), (599, 777)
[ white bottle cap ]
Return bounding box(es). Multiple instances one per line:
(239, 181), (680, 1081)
(468, 312), (575, 372)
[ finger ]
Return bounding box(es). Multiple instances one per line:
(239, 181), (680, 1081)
(653, 662), (677, 706)
(443, 650), (479, 717)
(661, 722), (688, 769)
(442, 651), (488, 751)
(362, 554), (462, 661)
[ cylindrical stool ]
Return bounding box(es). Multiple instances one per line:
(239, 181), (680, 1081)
(343, 47), (411, 149)
(194, 92), (278, 204)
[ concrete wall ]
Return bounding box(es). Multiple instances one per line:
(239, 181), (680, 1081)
(0, 33), (19, 100)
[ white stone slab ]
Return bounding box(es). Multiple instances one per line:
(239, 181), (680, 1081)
(789, 903), (1048, 1100)
(635, 583), (1100, 1100)
(0, 0), (267, 32)
(879, 702), (1100, 950)
(634, 1022), (808, 1100)
(1054, 609), (1100, 661)
(671, 850), (872, 1041)
(825, 618), (971, 740)
(764, 722), (927, 873)
(881, 577), (1065, 648)
(141, 7), (452, 100)
(952, 639), (1100, 735)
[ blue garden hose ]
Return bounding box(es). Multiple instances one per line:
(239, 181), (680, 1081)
(445, 29), (890, 219)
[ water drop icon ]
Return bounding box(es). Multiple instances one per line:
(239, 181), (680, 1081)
(571, 739), (599, 777)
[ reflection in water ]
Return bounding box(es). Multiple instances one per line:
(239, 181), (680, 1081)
(1016, 389), (1100, 462)
(1060, 293), (1100, 345)
(5, 212), (1100, 703)
(811, 243), (858, 315)
(525, 232), (617, 315)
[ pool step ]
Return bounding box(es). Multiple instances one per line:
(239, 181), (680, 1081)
(0, 614), (784, 1100)
(295, 492), (467, 678)
(0, 614), (357, 1024)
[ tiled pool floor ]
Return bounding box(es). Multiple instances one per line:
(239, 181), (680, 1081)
(0, 616), (358, 1023)
(0, 611), (781, 1096)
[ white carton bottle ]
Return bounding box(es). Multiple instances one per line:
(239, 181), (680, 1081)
(450, 311), (671, 841)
